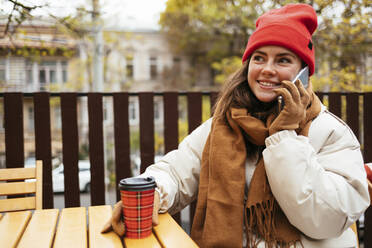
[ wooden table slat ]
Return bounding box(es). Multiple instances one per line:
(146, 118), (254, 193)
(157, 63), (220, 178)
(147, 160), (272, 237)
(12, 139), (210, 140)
(88, 205), (123, 248)
(0, 211), (31, 248)
(17, 209), (59, 248)
(124, 234), (161, 248)
(153, 213), (198, 248)
(53, 207), (87, 248)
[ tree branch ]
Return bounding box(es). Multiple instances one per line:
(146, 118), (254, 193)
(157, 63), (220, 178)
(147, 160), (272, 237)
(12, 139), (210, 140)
(7, 0), (44, 11)
(2, 0), (46, 37)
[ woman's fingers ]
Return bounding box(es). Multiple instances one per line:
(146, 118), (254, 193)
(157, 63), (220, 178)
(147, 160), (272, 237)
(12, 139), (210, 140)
(273, 87), (292, 109)
(152, 191), (160, 226)
(281, 80), (301, 104)
(112, 220), (125, 237)
(295, 79), (310, 106)
(100, 201), (125, 236)
(111, 201), (125, 236)
(101, 220), (113, 233)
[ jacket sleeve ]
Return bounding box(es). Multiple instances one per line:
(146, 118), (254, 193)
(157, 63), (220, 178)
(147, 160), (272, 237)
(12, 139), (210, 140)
(141, 118), (212, 214)
(262, 111), (370, 239)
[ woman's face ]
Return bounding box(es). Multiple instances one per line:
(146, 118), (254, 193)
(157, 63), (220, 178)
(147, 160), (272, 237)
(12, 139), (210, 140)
(247, 45), (302, 103)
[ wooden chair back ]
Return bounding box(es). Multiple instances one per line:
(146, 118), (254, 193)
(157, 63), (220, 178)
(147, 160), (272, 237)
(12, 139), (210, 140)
(0, 160), (43, 211)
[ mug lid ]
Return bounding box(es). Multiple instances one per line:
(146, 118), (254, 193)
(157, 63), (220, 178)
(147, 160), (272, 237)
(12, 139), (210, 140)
(119, 176), (156, 191)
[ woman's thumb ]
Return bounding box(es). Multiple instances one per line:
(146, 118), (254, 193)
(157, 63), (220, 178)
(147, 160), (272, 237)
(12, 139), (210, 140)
(152, 190), (160, 225)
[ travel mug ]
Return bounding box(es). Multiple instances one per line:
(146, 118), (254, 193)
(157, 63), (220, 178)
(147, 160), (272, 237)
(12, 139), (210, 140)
(118, 176), (156, 238)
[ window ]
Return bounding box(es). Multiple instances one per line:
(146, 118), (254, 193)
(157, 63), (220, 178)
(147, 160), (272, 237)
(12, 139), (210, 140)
(0, 58), (6, 82)
(26, 60), (33, 84)
(173, 57), (181, 74)
(28, 107), (34, 131)
(0, 70), (5, 81)
(150, 57), (158, 79)
(38, 61), (57, 85)
(154, 101), (160, 121)
(49, 70), (56, 83)
(129, 102), (136, 122)
(103, 103), (108, 122)
(62, 70), (67, 83)
(0, 111), (3, 130)
(54, 107), (61, 129)
(126, 56), (134, 79)
(61, 61), (68, 83)
(26, 70), (33, 84)
(39, 70), (46, 84)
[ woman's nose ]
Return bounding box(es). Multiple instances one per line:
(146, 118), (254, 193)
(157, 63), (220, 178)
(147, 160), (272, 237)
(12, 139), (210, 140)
(261, 62), (276, 75)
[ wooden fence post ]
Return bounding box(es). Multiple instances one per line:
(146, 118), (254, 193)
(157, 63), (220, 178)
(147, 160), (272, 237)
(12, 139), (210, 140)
(34, 92), (54, 209)
(4, 93), (24, 168)
(113, 93), (131, 202)
(139, 92), (155, 173)
(88, 93), (105, 206)
(363, 92), (372, 247)
(61, 93), (80, 207)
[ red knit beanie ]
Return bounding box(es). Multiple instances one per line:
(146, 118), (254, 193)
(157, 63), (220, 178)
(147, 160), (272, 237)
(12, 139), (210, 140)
(242, 4), (318, 75)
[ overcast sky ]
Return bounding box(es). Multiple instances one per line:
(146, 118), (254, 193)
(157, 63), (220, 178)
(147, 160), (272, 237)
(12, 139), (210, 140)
(101, 0), (167, 30)
(2, 0), (167, 30)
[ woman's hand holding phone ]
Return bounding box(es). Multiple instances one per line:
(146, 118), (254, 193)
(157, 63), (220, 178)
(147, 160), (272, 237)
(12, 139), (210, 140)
(269, 80), (310, 135)
(277, 66), (309, 112)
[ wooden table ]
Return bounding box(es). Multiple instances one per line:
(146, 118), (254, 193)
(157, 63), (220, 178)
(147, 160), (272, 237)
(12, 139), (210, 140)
(0, 205), (198, 248)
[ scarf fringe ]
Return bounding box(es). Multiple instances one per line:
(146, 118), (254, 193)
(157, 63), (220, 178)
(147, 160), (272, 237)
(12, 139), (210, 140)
(245, 199), (301, 248)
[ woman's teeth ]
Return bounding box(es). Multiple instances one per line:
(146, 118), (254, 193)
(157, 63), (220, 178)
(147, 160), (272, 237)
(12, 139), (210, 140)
(258, 81), (279, 87)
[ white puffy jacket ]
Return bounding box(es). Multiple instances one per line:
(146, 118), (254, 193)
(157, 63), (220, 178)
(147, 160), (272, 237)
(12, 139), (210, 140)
(142, 105), (370, 247)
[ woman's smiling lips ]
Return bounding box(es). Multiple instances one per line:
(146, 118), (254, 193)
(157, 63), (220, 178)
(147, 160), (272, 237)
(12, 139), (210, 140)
(257, 80), (281, 89)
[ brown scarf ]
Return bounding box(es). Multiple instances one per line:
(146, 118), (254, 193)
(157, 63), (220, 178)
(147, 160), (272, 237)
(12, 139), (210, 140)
(191, 88), (321, 248)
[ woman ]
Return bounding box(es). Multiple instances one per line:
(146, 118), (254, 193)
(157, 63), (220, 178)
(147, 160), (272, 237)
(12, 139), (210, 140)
(103, 4), (370, 247)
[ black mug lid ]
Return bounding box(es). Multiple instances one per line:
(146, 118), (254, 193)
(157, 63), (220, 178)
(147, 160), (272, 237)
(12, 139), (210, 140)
(119, 176), (156, 191)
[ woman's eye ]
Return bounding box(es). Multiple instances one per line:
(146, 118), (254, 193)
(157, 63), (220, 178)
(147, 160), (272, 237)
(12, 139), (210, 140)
(278, 57), (291, 63)
(253, 55), (264, 62)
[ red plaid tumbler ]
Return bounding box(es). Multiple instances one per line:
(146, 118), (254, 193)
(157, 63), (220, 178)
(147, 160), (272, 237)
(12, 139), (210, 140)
(119, 176), (156, 239)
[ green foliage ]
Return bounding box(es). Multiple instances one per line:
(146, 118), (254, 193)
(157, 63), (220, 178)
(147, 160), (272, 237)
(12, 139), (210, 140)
(212, 56), (242, 85)
(178, 119), (188, 144)
(130, 130), (140, 153)
(154, 131), (164, 155)
(311, 64), (364, 91)
(202, 95), (211, 122)
(79, 143), (89, 160)
(177, 95), (212, 144)
(128, 129), (165, 155)
(160, 0), (265, 86)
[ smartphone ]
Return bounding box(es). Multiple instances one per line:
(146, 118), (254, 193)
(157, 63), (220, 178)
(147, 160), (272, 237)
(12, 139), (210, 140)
(292, 66), (309, 88)
(277, 66), (309, 111)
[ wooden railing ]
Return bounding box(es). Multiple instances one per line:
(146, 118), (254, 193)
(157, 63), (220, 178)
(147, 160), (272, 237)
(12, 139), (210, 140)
(1, 91), (372, 245)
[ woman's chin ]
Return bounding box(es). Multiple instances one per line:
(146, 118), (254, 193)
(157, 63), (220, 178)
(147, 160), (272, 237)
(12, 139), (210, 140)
(256, 94), (277, 103)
